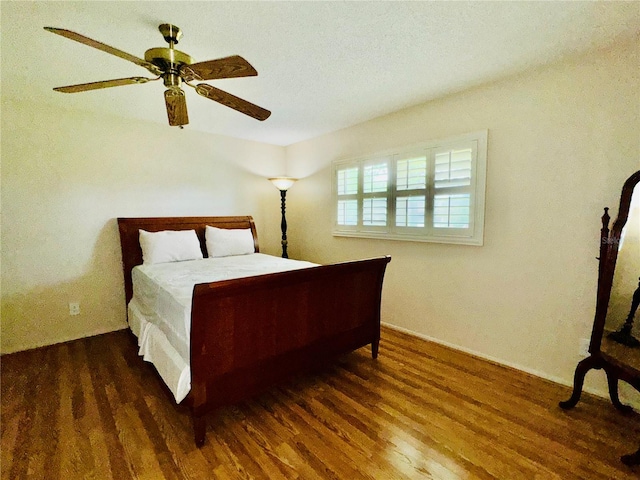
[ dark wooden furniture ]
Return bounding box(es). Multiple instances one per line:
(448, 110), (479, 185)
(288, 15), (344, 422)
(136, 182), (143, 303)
(117, 216), (391, 447)
(560, 170), (640, 466)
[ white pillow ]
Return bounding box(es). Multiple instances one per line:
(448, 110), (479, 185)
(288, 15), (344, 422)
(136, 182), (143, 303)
(139, 229), (204, 265)
(206, 226), (255, 257)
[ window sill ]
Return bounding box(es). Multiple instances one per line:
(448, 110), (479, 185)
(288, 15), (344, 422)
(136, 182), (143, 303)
(332, 230), (484, 246)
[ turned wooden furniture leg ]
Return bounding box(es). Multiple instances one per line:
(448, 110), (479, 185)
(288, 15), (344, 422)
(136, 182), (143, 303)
(604, 367), (634, 413)
(372, 339), (379, 359)
(621, 446), (640, 466)
(559, 355), (600, 409)
(193, 413), (206, 448)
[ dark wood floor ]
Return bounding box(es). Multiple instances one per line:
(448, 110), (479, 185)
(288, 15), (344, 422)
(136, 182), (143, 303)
(2, 326), (640, 479)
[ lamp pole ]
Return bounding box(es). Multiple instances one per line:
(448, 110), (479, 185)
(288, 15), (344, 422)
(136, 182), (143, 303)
(279, 189), (289, 258)
(269, 177), (297, 258)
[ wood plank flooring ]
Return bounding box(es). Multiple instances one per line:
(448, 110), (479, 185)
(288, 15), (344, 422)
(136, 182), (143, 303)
(2, 326), (640, 479)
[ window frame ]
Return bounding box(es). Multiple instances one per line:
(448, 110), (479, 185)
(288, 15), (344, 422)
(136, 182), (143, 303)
(332, 130), (488, 246)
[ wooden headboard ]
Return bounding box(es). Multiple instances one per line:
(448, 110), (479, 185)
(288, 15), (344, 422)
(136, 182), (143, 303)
(117, 216), (259, 304)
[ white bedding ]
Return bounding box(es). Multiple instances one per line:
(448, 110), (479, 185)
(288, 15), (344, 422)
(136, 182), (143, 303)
(128, 253), (318, 403)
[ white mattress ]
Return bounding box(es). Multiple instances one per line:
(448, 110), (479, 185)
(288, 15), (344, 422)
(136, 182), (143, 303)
(128, 253), (318, 403)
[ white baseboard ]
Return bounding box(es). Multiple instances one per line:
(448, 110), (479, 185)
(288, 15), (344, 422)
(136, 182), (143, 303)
(381, 322), (610, 400)
(1, 325), (129, 355)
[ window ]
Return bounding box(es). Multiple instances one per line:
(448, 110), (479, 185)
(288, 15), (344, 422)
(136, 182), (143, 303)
(332, 131), (487, 245)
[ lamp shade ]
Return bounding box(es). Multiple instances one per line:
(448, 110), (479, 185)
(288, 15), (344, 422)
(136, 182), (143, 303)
(269, 177), (297, 191)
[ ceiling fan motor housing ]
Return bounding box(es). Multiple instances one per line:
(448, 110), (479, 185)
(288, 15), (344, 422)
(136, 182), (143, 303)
(145, 47), (193, 88)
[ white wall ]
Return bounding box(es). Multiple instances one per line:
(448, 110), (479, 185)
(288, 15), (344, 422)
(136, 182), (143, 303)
(284, 38), (640, 397)
(1, 100), (285, 353)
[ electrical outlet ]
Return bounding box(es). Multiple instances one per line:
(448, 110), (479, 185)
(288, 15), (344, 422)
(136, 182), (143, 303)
(69, 302), (80, 316)
(578, 338), (590, 357)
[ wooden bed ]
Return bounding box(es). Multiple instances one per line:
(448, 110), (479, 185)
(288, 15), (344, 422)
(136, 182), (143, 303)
(117, 216), (391, 446)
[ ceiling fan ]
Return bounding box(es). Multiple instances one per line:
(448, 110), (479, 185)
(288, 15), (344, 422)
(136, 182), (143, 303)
(44, 24), (271, 127)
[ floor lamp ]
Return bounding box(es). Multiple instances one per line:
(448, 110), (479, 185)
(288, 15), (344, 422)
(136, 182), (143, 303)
(269, 177), (297, 258)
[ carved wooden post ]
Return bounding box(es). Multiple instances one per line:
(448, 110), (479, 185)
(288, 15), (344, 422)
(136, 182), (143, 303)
(590, 207), (612, 353)
(280, 189), (289, 259)
(598, 207), (610, 278)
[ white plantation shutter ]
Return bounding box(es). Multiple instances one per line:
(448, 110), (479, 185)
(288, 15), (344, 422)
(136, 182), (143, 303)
(433, 145), (474, 230)
(363, 163), (388, 193)
(395, 153), (427, 229)
(336, 166), (359, 227)
(363, 198), (387, 226)
(337, 167), (358, 195)
(362, 162), (389, 227)
(396, 195), (426, 228)
(397, 156), (427, 190)
(337, 200), (358, 225)
(333, 131), (487, 245)
(433, 194), (471, 228)
(434, 148), (472, 188)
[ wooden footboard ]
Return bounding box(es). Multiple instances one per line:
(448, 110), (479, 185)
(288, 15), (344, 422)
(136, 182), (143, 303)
(187, 255), (391, 446)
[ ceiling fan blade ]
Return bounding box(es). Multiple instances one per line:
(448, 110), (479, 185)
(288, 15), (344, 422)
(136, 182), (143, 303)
(44, 27), (163, 76)
(194, 84), (271, 121)
(164, 89), (189, 126)
(53, 76), (155, 93)
(180, 55), (257, 82)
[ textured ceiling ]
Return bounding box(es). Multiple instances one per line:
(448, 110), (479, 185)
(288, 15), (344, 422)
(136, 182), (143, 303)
(2, 1), (639, 146)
